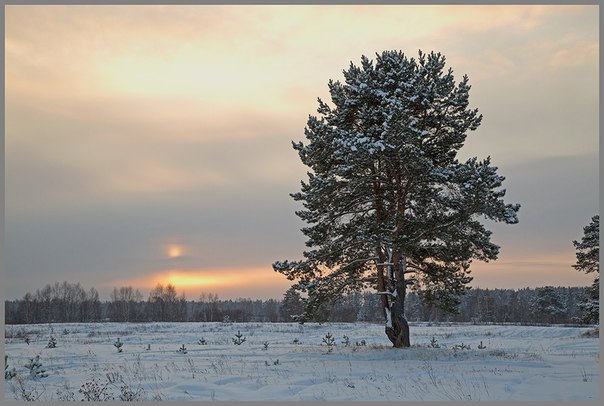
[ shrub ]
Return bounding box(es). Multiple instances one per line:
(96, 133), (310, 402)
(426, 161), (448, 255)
(56, 383), (76, 401)
(79, 378), (114, 401)
(9, 375), (43, 401)
(119, 384), (146, 401)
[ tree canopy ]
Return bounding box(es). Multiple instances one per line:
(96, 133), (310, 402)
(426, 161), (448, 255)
(274, 50), (520, 347)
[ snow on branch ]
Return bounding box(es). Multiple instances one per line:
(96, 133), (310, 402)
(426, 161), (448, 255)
(339, 257), (379, 270)
(353, 276), (378, 283)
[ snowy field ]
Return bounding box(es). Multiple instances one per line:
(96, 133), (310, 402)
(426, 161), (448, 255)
(4, 322), (600, 401)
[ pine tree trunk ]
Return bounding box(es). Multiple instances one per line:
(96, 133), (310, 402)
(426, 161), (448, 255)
(383, 252), (411, 348)
(385, 311), (410, 348)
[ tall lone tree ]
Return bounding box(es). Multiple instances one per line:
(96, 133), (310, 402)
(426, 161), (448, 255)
(572, 215), (599, 323)
(274, 50), (520, 347)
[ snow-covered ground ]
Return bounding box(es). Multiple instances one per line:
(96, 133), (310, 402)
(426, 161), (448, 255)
(4, 322), (599, 401)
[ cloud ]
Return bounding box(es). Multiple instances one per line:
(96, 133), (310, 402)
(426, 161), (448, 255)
(4, 5), (599, 301)
(548, 39), (599, 70)
(483, 153), (598, 258)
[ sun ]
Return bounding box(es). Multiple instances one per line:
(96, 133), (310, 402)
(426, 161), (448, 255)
(167, 244), (183, 259)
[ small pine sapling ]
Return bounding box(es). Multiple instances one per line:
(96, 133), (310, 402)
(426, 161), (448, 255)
(232, 331), (246, 345)
(46, 336), (57, 348)
(323, 332), (336, 353)
(322, 332), (336, 347)
(355, 340), (367, 347)
(146, 344), (151, 351)
(292, 338), (300, 345)
(177, 344), (188, 354)
(429, 337), (440, 348)
(24, 336), (30, 345)
(263, 341), (269, 350)
(25, 355), (48, 379)
(342, 335), (351, 347)
(198, 338), (207, 345)
(5, 355), (17, 380)
(113, 338), (123, 353)
(478, 341), (487, 349)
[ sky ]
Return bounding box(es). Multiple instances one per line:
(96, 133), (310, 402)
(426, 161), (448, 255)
(4, 5), (599, 301)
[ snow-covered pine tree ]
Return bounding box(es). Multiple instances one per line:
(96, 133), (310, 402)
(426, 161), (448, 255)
(25, 355), (48, 379)
(573, 215), (599, 323)
(280, 287), (305, 322)
(273, 50), (520, 347)
(530, 286), (566, 324)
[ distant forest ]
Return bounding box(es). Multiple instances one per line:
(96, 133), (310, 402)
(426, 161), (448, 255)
(4, 281), (594, 326)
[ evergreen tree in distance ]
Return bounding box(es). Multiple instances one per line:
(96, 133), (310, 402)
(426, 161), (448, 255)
(281, 286), (305, 321)
(530, 286), (566, 324)
(573, 215), (599, 323)
(273, 50), (520, 347)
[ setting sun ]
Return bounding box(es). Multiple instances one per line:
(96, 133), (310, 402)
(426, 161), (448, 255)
(167, 244), (183, 258)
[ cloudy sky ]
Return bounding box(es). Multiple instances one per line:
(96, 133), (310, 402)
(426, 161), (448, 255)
(4, 5), (599, 300)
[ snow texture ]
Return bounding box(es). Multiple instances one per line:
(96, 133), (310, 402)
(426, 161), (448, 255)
(3, 322), (599, 401)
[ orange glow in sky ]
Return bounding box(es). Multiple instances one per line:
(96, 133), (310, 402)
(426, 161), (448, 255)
(160, 270), (231, 288)
(115, 267), (293, 300)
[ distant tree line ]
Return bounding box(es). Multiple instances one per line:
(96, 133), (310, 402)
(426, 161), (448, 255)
(5, 281), (102, 325)
(4, 282), (595, 325)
